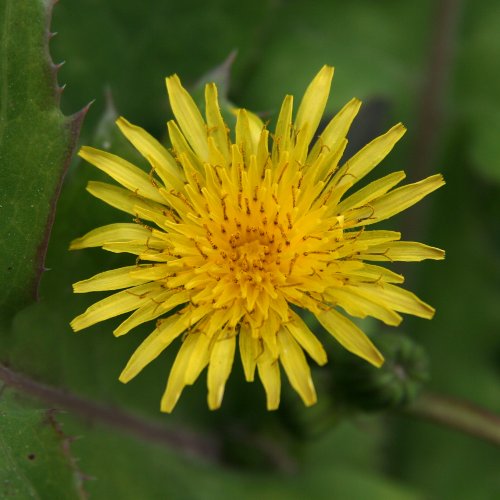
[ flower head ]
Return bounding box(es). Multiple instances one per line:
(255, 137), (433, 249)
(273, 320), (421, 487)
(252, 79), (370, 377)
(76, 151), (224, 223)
(71, 66), (444, 412)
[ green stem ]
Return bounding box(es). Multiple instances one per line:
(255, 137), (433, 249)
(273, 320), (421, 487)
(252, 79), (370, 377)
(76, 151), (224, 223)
(406, 391), (500, 447)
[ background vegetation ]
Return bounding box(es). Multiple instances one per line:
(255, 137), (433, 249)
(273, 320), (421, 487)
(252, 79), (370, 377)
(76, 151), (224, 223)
(1, 0), (499, 498)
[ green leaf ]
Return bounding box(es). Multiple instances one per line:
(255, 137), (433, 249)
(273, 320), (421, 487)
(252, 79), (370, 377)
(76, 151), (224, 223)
(0, 0), (85, 319)
(0, 389), (85, 499)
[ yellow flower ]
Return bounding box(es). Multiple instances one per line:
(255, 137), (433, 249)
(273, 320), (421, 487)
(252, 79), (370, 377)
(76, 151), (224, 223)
(70, 66), (444, 413)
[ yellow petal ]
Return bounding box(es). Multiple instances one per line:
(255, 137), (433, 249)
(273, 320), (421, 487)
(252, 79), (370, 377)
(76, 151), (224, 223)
(260, 311), (281, 359)
(245, 110), (265, 148)
(207, 136), (229, 170)
(207, 334), (236, 410)
(348, 174), (445, 227)
(335, 171), (406, 213)
(70, 283), (163, 332)
(347, 283), (435, 319)
(277, 328), (317, 406)
(119, 312), (190, 383)
(357, 242), (445, 262)
(115, 116), (184, 191)
(256, 128), (270, 176)
(295, 65), (334, 151)
(78, 146), (164, 203)
(308, 97), (362, 163)
(257, 348), (281, 410)
(346, 263), (405, 284)
(101, 240), (165, 257)
(325, 287), (403, 326)
(289, 122), (310, 167)
(157, 290), (191, 313)
(184, 332), (211, 385)
(305, 137), (347, 188)
(160, 333), (203, 413)
(285, 311), (327, 365)
(205, 83), (230, 161)
(113, 289), (173, 337)
(235, 108), (257, 158)
(239, 323), (260, 382)
(352, 230), (401, 246)
(334, 123), (406, 190)
(316, 308), (384, 367)
(166, 74), (209, 160)
(166, 120), (202, 171)
(133, 205), (173, 233)
(129, 264), (171, 280)
(70, 223), (152, 250)
(86, 181), (165, 219)
(73, 265), (151, 293)
(272, 94), (293, 163)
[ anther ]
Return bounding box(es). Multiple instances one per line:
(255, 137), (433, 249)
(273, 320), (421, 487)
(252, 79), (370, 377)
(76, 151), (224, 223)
(169, 190), (195, 210)
(245, 198), (251, 215)
(192, 240), (208, 259)
(221, 195), (228, 221)
(214, 167), (223, 185)
(238, 164), (243, 191)
(193, 173), (203, 194)
(288, 253), (299, 275)
(321, 187), (333, 206)
(206, 235), (218, 250)
(277, 162), (289, 184)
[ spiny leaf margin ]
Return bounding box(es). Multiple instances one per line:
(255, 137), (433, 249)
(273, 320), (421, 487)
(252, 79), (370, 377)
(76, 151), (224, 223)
(0, 0), (88, 320)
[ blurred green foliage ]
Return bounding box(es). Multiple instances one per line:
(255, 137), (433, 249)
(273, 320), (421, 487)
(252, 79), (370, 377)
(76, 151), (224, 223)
(1, 0), (499, 498)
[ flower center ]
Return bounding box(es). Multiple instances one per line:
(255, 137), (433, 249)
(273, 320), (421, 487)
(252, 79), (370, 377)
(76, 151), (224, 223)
(234, 239), (268, 272)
